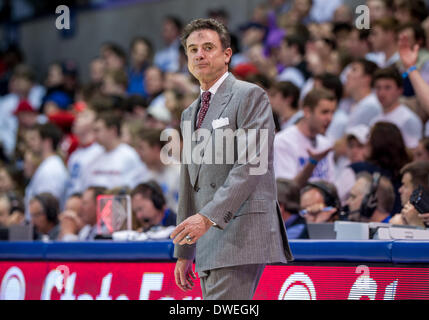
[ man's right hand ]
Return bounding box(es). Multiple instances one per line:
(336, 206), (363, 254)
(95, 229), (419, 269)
(398, 33), (419, 69)
(308, 147), (333, 163)
(174, 258), (197, 292)
(418, 212), (429, 225)
(59, 210), (82, 236)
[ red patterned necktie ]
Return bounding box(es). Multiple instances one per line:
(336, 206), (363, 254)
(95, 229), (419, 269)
(197, 91), (211, 129)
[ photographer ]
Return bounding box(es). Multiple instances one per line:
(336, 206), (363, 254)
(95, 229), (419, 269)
(390, 161), (429, 227)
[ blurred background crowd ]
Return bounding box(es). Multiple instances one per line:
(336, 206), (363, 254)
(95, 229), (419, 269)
(1, 0), (429, 241)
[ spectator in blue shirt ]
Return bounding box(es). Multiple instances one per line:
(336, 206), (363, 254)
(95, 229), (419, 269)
(127, 37), (153, 98)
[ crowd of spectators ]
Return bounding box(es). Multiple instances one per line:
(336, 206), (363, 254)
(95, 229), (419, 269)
(1, 0), (429, 241)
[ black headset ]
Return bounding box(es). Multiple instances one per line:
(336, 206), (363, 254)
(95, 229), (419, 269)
(360, 172), (381, 218)
(144, 181), (166, 211)
(306, 181), (341, 213)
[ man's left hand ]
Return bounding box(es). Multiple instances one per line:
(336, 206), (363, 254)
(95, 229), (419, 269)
(170, 213), (213, 245)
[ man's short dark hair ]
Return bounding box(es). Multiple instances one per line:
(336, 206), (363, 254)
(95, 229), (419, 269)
(126, 95), (148, 113)
(129, 36), (154, 61)
(397, 22), (426, 47)
(137, 128), (165, 148)
(283, 34), (306, 56)
(86, 186), (107, 203)
(373, 66), (403, 88)
(274, 81), (300, 110)
(181, 18), (231, 51)
(355, 28), (370, 41)
(354, 58), (379, 79)
(314, 73), (343, 102)
(12, 64), (35, 82)
(400, 161), (429, 191)
(394, 0), (428, 23)
(32, 192), (59, 224)
(37, 122), (63, 151)
(302, 88), (336, 111)
(276, 178), (300, 215)
(372, 17), (399, 33)
(302, 180), (341, 213)
(131, 180), (166, 210)
(96, 112), (122, 136)
(102, 42), (127, 61)
(165, 15), (183, 33)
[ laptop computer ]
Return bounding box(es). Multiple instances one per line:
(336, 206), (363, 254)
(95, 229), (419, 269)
(307, 223), (336, 239)
(8, 224), (33, 241)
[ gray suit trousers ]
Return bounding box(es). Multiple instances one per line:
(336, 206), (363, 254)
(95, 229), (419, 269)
(199, 264), (265, 300)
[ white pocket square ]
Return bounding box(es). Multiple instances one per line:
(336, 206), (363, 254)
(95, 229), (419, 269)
(212, 117), (229, 129)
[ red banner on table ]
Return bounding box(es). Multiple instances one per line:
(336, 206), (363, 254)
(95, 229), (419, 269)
(0, 262), (428, 300)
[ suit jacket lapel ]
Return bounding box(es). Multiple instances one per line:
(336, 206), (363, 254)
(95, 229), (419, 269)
(191, 74), (235, 186)
(185, 97), (201, 187)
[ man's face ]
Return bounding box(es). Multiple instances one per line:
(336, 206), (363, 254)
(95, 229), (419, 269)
(398, 28), (417, 47)
(374, 78), (402, 110)
(0, 169), (13, 193)
(102, 49), (124, 71)
(132, 193), (161, 231)
(345, 62), (367, 94)
(94, 119), (112, 148)
(368, 0), (388, 21)
(25, 129), (42, 154)
(279, 41), (295, 66)
(306, 99), (336, 136)
(413, 141), (429, 161)
(65, 196), (82, 214)
(80, 189), (97, 226)
(300, 188), (325, 223)
(162, 20), (180, 44)
(369, 26), (388, 52)
(29, 200), (49, 233)
(10, 76), (32, 96)
(186, 29), (232, 85)
(145, 67), (163, 95)
(346, 137), (367, 163)
(136, 139), (160, 166)
(131, 41), (150, 66)
(72, 109), (96, 137)
(346, 178), (369, 215)
(90, 58), (105, 83)
(268, 89), (285, 113)
(399, 172), (414, 206)
(346, 30), (369, 58)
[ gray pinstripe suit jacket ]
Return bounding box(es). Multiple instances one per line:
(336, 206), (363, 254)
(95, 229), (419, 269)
(174, 74), (293, 273)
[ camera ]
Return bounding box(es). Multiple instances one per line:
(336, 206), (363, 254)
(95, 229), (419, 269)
(409, 186), (429, 227)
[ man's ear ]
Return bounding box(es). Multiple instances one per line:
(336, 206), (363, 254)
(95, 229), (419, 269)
(224, 47), (232, 65)
(302, 105), (312, 118)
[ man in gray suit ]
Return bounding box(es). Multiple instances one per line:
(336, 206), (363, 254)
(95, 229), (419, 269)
(170, 18), (293, 300)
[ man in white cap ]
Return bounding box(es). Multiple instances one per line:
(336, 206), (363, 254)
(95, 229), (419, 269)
(335, 124), (370, 202)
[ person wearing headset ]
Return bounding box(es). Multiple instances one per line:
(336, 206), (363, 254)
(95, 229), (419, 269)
(299, 180), (341, 223)
(131, 180), (177, 232)
(29, 192), (61, 240)
(345, 172), (395, 223)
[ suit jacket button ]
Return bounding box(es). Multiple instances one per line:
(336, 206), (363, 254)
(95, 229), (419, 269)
(210, 183), (216, 188)
(195, 186), (200, 192)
